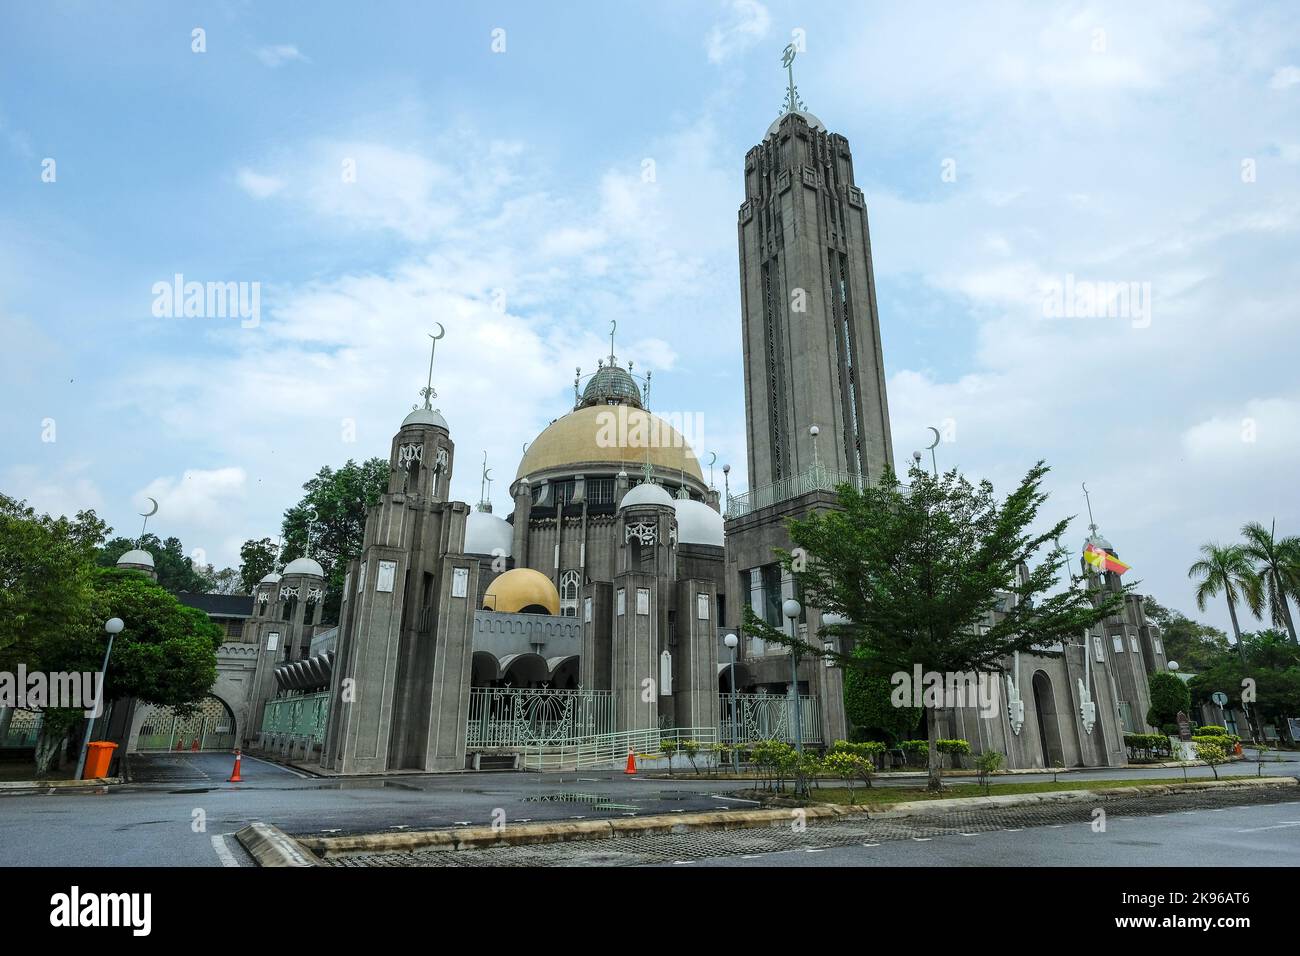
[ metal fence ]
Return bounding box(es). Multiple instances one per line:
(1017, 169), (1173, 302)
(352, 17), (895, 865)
(0, 709), (41, 748)
(467, 688), (615, 749)
(719, 693), (822, 745)
(137, 696), (237, 751)
(261, 692), (330, 744)
(725, 465), (867, 519)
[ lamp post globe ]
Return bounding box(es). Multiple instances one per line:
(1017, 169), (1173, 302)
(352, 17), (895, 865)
(780, 599), (804, 755)
(723, 633), (740, 772)
(75, 617), (125, 780)
(1167, 661), (1180, 672)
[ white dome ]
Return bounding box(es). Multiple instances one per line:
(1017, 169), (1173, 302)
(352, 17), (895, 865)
(402, 407), (448, 429)
(767, 109), (825, 137)
(620, 481), (674, 509)
(116, 549), (155, 568)
(464, 510), (513, 557)
(283, 557), (324, 578)
(820, 612), (849, 627)
(259, 572), (282, 585)
(673, 498), (724, 547)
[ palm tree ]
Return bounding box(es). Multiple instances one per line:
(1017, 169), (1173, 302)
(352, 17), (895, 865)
(1188, 542), (1264, 744)
(1187, 543), (1256, 666)
(1240, 520), (1300, 645)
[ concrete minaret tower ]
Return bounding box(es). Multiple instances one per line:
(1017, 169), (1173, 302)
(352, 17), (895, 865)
(321, 327), (481, 774)
(737, 44), (893, 487)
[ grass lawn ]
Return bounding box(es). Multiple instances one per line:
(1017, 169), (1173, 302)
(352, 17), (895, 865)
(805, 777), (1199, 806)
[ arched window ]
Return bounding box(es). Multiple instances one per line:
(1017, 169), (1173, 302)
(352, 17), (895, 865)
(560, 570), (580, 617)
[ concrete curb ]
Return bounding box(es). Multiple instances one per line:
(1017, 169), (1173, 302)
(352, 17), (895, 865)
(0, 776), (121, 792)
(235, 822), (321, 867)
(296, 776), (1298, 859)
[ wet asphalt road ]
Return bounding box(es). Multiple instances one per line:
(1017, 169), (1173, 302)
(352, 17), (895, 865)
(1, 750), (1295, 867)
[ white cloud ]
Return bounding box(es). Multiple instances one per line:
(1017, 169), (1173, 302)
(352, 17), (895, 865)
(1270, 65), (1300, 89)
(256, 45), (309, 68)
(706, 0), (771, 65)
(236, 168), (284, 199)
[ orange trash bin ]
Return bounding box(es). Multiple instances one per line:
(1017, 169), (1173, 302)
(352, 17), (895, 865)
(83, 741), (118, 779)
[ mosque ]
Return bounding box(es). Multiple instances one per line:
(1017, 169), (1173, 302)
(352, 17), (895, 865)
(107, 49), (1172, 773)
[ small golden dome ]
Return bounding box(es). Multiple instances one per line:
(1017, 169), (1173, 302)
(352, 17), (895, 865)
(483, 568), (561, 616)
(516, 404), (702, 481)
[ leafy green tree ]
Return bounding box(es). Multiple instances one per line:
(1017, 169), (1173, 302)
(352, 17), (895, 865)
(1188, 630), (1300, 738)
(29, 569), (223, 775)
(1188, 543), (1257, 666)
(744, 461), (1125, 792)
(1146, 671), (1191, 729)
(843, 655), (922, 744)
(1239, 521), (1300, 645)
(0, 495), (105, 663)
(238, 537), (280, 593)
(1142, 598), (1231, 673)
(1194, 741), (1228, 780)
(97, 533), (209, 594)
(281, 458), (388, 623)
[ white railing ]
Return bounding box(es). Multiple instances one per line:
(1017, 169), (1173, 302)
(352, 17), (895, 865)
(725, 465), (866, 518)
(467, 687), (615, 749)
(520, 726), (718, 771)
(719, 693), (821, 745)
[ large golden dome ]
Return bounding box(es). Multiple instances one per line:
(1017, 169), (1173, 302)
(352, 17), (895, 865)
(516, 404), (703, 481)
(483, 568), (561, 615)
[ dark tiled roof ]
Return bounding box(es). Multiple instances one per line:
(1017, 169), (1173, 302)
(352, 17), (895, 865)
(176, 592), (255, 618)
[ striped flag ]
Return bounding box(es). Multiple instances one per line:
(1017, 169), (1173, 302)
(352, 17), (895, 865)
(1083, 543), (1130, 575)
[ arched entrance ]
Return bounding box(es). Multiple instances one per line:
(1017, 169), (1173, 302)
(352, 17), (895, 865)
(1032, 671), (1065, 768)
(136, 695), (237, 751)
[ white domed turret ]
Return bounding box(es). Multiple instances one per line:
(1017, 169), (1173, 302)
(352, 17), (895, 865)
(402, 407), (448, 430)
(620, 481), (674, 509)
(259, 572), (282, 585)
(116, 549), (155, 569)
(283, 557), (324, 578)
(673, 498), (724, 547)
(465, 510), (513, 557)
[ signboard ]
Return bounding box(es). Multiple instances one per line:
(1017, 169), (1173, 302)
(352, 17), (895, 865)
(583, 597), (592, 623)
(1176, 710), (1192, 741)
(376, 560), (397, 593)
(636, 588), (650, 616)
(616, 588), (625, 616)
(451, 566), (468, 598)
(696, 593), (710, 621)
(266, 632), (280, 652)
(1211, 691), (1228, 708)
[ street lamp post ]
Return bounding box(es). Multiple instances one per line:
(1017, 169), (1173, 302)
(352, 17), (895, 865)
(724, 633), (740, 773)
(782, 599), (803, 755)
(75, 617), (123, 780)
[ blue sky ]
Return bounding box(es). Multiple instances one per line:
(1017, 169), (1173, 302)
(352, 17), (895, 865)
(3, 1), (1298, 637)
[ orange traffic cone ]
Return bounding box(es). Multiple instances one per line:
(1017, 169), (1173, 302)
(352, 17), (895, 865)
(227, 749), (243, 783)
(625, 749), (636, 774)
(1234, 741), (1243, 756)
(175, 738), (183, 751)
(191, 738), (200, 752)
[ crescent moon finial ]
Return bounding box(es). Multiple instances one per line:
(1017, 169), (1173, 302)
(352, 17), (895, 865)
(140, 496), (159, 518)
(926, 427), (941, 450)
(431, 323), (445, 340)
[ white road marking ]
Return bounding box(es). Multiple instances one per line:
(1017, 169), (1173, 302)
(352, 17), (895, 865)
(1004, 828), (1024, 832)
(912, 837), (932, 842)
(211, 834), (240, 867)
(711, 794), (761, 804)
(673, 860), (693, 865)
(804, 848), (825, 853)
(960, 832), (978, 837)
(241, 754), (311, 779)
(742, 854), (763, 859)
(1235, 821), (1300, 833)
(861, 843), (879, 847)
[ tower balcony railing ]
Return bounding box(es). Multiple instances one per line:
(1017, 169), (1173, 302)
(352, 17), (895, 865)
(724, 464), (866, 519)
